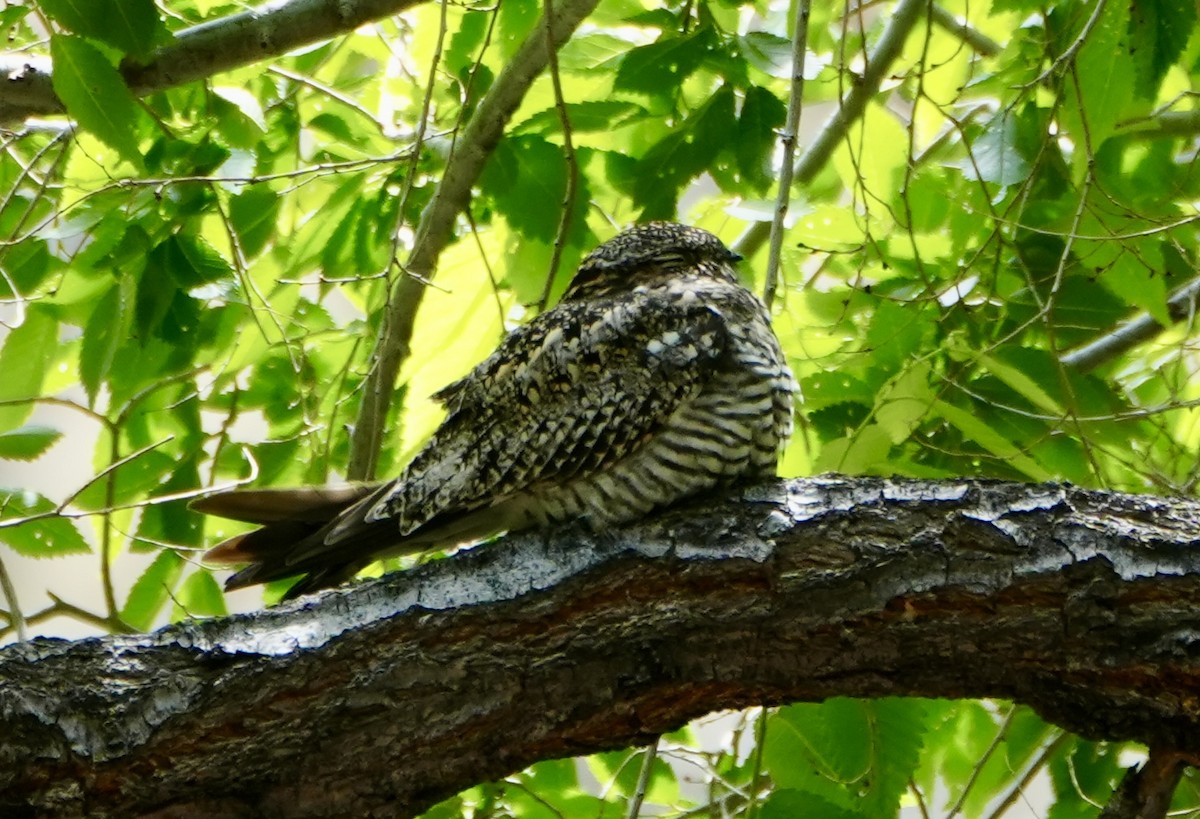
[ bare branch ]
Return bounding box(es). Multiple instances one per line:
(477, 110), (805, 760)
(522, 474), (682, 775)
(5, 477), (1200, 816)
(347, 0), (603, 479)
(0, 0), (425, 124)
(928, 4), (1001, 57)
(0, 553), (24, 642)
(763, 0), (811, 309)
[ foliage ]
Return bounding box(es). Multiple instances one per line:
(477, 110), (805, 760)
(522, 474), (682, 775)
(3, 0), (1200, 814)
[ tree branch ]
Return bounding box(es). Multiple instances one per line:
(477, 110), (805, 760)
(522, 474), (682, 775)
(0, 0), (426, 125)
(4, 477), (1200, 817)
(346, 0), (602, 479)
(1099, 749), (1188, 819)
(1059, 274), (1200, 371)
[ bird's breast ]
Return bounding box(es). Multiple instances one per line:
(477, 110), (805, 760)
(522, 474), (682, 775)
(524, 307), (795, 530)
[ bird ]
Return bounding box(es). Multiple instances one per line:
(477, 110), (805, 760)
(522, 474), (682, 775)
(195, 222), (797, 599)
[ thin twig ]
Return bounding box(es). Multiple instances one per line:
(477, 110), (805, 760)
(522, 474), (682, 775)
(386, 0), (448, 285)
(267, 65), (388, 133)
(536, 0), (579, 314)
(348, 0), (453, 483)
(626, 738), (660, 819)
(0, 554), (26, 642)
(928, 4), (1001, 57)
(745, 708), (769, 819)
(908, 778), (931, 819)
(0, 458), (260, 533)
(1033, 0), (1110, 85)
(733, 0), (927, 259)
(0, 594), (129, 641)
(982, 731), (1070, 819)
(763, 0), (811, 310)
(466, 207), (508, 335)
(945, 707), (1018, 818)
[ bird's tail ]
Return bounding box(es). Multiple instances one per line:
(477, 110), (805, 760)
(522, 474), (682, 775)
(193, 484), (389, 598)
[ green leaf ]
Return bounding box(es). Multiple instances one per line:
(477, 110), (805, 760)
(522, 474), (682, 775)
(229, 186), (280, 258)
(864, 299), (934, 378)
(120, 549), (184, 631)
(978, 348), (1066, 416)
(832, 102), (908, 202)
(801, 371), (876, 411)
(874, 362), (935, 444)
(173, 570), (228, 619)
(816, 424), (892, 474)
(1048, 738), (1122, 817)
(0, 426), (63, 461)
(0, 236), (53, 297)
(135, 455), (204, 551)
(514, 101), (648, 135)
(166, 233), (234, 289)
(615, 27), (717, 94)
(737, 86), (786, 190)
(739, 31), (795, 79)
(764, 699), (928, 816)
(760, 789), (866, 819)
(137, 246), (181, 343)
(0, 491), (90, 557)
(1128, 0), (1197, 100)
(481, 136), (588, 244)
(496, 0), (538, 59)
(933, 400), (1055, 481)
(954, 112), (1030, 186)
(79, 276), (134, 405)
(49, 35), (145, 169)
(631, 84), (736, 217)
(75, 449), (177, 512)
(768, 700), (871, 789)
(445, 7), (490, 75)
(0, 307), (58, 432)
(1063, 0), (1133, 150)
(40, 0), (163, 59)
(1098, 249), (1170, 327)
(557, 32), (635, 71)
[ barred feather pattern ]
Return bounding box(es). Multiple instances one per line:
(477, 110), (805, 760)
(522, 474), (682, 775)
(201, 223), (796, 597)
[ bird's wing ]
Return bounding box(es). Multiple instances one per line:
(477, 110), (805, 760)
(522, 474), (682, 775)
(300, 294), (731, 561)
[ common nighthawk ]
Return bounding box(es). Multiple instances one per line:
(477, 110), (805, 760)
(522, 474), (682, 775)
(196, 222), (796, 598)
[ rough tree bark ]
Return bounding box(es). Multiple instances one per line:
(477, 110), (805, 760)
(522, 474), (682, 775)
(3, 476), (1200, 817)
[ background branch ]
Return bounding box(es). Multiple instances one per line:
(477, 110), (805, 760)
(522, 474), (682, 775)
(5, 477), (1200, 816)
(1098, 749), (1187, 819)
(763, 0), (811, 309)
(346, 0), (602, 479)
(1059, 274), (1200, 371)
(0, 0), (425, 124)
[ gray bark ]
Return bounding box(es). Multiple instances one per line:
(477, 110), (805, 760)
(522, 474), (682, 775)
(0, 0), (423, 124)
(3, 476), (1200, 817)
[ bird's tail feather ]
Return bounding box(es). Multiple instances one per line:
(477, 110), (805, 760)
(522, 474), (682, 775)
(194, 484), (391, 598)
(191, 484), (382, 525)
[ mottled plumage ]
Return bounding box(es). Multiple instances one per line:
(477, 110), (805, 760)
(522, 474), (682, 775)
(197, 222), (796, 598)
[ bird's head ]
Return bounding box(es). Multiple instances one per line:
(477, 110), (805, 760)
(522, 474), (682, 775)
(561, 222), (742, 302)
